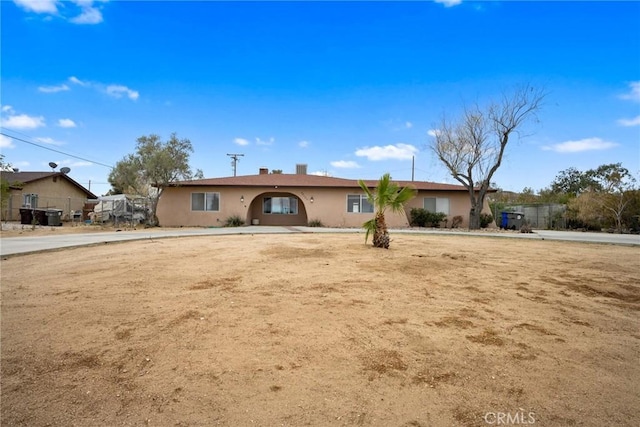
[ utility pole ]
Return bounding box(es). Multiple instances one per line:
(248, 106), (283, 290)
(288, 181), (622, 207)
(227, 153), (244, 177)
(411, 156), (415, 181)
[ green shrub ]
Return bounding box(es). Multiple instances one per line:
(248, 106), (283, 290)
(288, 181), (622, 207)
(308, 219), (324, 227)
(410, 208), (428, 227)
(410, 208), (447, 227)
(479, 213), (494, 228)
(224, 215), (245, 227)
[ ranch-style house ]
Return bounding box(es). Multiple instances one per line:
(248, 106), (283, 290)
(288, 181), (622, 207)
(156, 166), (493, 228)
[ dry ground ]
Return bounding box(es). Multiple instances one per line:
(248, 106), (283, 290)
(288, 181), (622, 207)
(0, 222), (153, 237)
(1, 232), (639, 426)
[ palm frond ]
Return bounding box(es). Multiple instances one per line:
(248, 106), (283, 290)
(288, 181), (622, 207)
(389, 185), (418, 213)
(358, 179), (374, 204)
(362, 218), (376, 243)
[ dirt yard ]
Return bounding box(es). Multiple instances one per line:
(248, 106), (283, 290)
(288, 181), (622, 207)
(1, 232), (638, 426)
(0, 222), (151, 237)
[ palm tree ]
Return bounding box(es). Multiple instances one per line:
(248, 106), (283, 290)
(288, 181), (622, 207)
(358, 173), (417, 249)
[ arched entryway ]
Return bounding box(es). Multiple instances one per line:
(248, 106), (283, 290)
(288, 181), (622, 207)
(246, 192), (309, 226)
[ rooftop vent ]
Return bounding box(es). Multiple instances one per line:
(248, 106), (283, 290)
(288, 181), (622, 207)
(259, 167), (269, 175)
(296, 164), (307, 175)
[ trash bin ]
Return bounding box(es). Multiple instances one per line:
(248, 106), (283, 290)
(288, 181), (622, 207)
(500, 211), (509, 229)
(501, 211), (525, 230)
(33, 208), (48, 226)
(19, 208), (33, 225)
(46, 209), (63, 226)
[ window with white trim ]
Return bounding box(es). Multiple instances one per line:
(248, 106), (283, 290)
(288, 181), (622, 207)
(424, 197), (449, 215)
(23, 193), (38, 208)
(191, 192), (220, 211)
(263, 197), (298, 214)
(347, 194), (374, 213)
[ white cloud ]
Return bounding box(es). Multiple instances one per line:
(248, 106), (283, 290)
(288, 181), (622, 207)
(0, 134), (15, 148)
(234, 138), (249, 146)
(310, 170), (331, 177)
(38, 84), (70, 93)
(13, 161), (31, 168)
(620, 81), (640, 102)
(542, 137), (618, 153)
(384, 119), (414, 131)
(14, 1), (106, 25)
(58, 159), (93, 167)
(69, 2), (104, 24)
(13, 0), (59, 14)
(427, 129), (440, 137)
(57, 118), (77, 128)
(330, 160), (361, 169)
(34, 137), (64, 146)
(256, 137), (274, 146)
(67, 76), (139, 100)
(1, 113), (45, 130)
(355, 143), (418, 161)
(298, 140), (310, 148)
(105, 84), (139, 100)
(1, 106), (47, 130)
(69, 76), (88, 86)
(617, 115), (640, 127)
(435, 0), (462, 7)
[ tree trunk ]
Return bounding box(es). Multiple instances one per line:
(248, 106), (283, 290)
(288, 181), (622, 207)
(372, 212), (390, 249)
(468, 205), (481, 230)
(149, 196), (160, 226)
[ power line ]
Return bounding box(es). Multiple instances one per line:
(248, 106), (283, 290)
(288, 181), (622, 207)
(0, 131), (114, 169)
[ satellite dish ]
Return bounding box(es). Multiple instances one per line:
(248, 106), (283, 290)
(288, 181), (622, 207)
(48, 162), (58, 170)
(60, 167), (71, 174)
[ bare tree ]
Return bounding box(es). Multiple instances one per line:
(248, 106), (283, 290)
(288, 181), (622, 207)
(431, 85), (546, 229)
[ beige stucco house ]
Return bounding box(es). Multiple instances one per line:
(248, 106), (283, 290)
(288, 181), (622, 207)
(157, 168), (493, 228)
(1, 171), (97, 222)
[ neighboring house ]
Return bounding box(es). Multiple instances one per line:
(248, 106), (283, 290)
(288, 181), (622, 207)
(157, 167), (494, 228)
(1, 171), (98, 222)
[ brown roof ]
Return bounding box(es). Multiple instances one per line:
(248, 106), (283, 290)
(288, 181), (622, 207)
(172, 173), (473, 192)
(1, 171), (98, 198)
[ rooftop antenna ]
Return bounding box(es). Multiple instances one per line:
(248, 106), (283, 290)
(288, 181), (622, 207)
(226, 153), (244, 177)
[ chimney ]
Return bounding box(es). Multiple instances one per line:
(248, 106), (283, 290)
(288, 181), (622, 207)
(296, 164), (307, 175)
(259, 167), (269, 175)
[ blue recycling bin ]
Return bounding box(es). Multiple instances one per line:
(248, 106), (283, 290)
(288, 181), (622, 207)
(501, 211), (509, 229)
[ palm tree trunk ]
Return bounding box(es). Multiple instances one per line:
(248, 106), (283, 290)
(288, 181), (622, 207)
(373, 212), (390, 249)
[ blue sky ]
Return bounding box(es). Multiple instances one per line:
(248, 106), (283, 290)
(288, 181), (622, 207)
(1, 0), (639, 197)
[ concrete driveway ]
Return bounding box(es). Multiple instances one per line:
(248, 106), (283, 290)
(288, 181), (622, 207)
(0, 226), (640, 256)
(1, 226), (638, 257)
